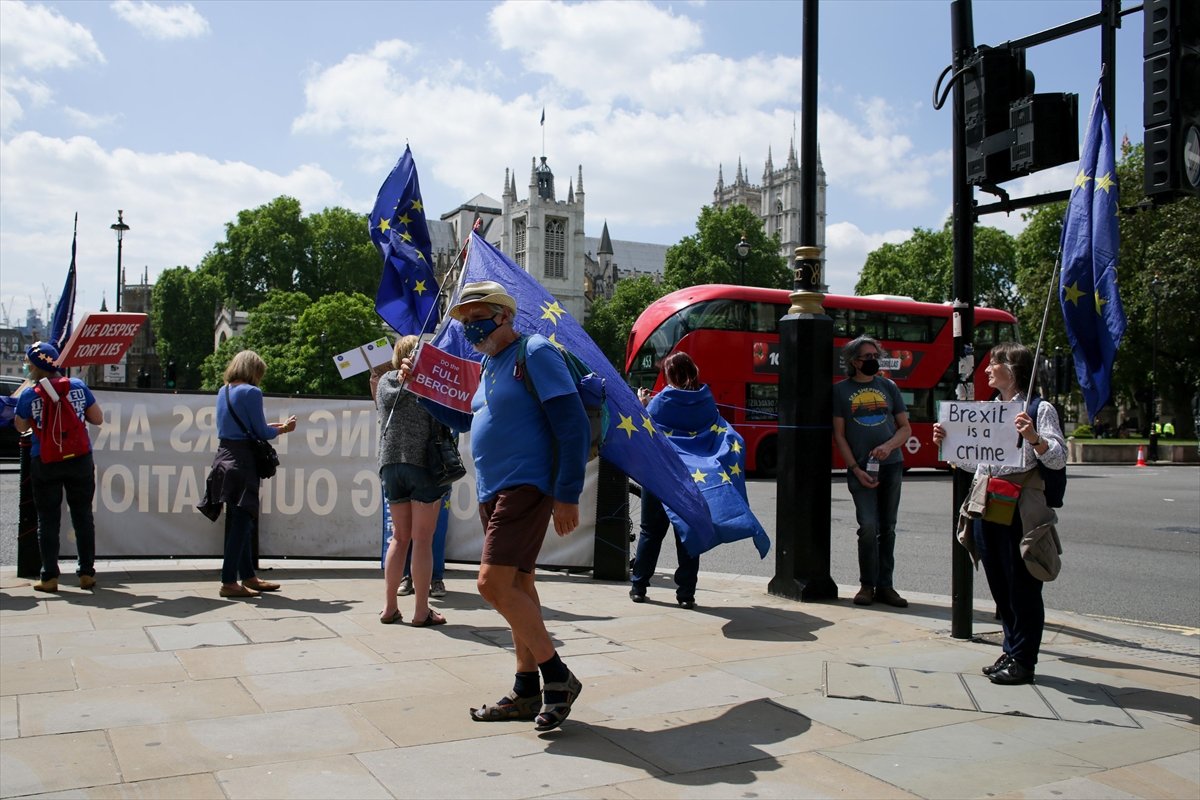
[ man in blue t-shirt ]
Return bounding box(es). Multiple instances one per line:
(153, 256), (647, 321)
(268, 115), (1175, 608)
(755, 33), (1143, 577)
(14, 341), (104, 593)
(832, 335), (912, 609)
(401, 280), (589, 733)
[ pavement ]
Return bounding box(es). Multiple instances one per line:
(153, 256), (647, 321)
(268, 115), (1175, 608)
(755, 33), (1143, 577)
(1, 560), (1197, 800)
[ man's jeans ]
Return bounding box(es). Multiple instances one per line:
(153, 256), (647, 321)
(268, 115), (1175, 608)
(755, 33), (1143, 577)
(631, 491), (699, 602)
(846, 462), (903, 589)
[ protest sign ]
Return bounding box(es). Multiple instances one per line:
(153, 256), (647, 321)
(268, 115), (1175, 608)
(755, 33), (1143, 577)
(936, 400), (1024, 469)
(333, 337), (394, 379)
(405, 343), (479, 412)
(57, 312), (148, 366)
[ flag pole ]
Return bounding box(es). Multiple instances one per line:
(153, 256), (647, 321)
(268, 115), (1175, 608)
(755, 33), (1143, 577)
(1026, 251), (1062, 411)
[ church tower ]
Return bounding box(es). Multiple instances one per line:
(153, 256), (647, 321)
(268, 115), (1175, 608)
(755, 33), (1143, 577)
(501, 156), (587, 320)
(713, 132), (828, 290)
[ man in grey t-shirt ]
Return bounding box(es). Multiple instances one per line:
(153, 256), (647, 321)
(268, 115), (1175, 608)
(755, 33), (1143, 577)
(832, 335), (912, 608)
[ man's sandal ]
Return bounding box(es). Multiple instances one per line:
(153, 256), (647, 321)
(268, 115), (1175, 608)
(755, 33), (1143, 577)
(534, 672), (583, 732)
(470, 691), (541, 722)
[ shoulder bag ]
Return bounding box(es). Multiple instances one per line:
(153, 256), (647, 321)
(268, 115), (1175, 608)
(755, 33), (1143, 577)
(223, 386), (279, 479)
(426, 422), (466, 487)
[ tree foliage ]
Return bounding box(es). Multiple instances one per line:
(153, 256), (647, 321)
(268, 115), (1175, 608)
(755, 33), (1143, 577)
(301, 206), (382, 300)
(663, 205), (790, 290)
(856, 221), (1018, 311)
(200, 196), (311, 309)
(584, 276), (668, 372)
(151, 266), (223, 390)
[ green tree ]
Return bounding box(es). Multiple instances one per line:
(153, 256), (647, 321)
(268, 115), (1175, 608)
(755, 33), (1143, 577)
(584, 276), (668, 372)
(281, 292), (385, 396)
(198, 290), (312, 392)
(856, 221), (1018, 311)
(301, 206), (382, 300)
(151, 266), (223, 390)
(663, 205), (789, 290)
(199, 196), (311, 308)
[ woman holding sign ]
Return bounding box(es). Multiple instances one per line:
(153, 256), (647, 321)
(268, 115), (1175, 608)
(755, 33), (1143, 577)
(932, 342), (1066, 686)
(371, 335), (448, 628)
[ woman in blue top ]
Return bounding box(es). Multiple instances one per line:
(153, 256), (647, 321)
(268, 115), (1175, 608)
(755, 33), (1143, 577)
(198, 350), (296, 598)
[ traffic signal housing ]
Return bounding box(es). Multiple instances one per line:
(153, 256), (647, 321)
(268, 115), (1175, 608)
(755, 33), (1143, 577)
(1144, 0), (1200, 199)
(165, 361), (177, 389)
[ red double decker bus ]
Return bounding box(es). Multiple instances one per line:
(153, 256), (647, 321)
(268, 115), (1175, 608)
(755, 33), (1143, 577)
(624, 285), (1019, 475)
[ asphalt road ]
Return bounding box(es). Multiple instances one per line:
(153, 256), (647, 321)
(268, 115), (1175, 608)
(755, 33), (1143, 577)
(3, 463), (1197, 631)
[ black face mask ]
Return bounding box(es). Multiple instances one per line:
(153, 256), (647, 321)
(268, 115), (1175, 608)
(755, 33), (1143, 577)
(857, 358), (880, 376)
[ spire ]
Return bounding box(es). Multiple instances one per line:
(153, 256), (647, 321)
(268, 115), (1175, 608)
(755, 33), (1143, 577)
(787, 135), (798, 168)
(530, 156), (538, 188)
(736, 157), (744, 184)
(567, 178), (575, 203)
(816, 143), (826, 176)
(598, 220), (613, 255)
(764, 145), (774, 179)
(99, 294), (108, 313)
(717, 163), (725, 190)
(576, 164), (584, 195)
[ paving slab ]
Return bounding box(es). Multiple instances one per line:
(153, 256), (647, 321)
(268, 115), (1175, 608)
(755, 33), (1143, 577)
(72, 651), (190, 690)
(215, 753), (393, 799)
(0, 730), (121, 797)
(0, 657), (76, 696)
(826, 662), (899, 703)
(238, 659), (467, 712)
(174, 635), (383, 679)
(1, 694), (17, 739)
(232, 614), (339, 643)
(144, 620), (249, 650)
(38, 628), (155, 659)
(20, 773), (227, 799)
(0, 635), (42, 663)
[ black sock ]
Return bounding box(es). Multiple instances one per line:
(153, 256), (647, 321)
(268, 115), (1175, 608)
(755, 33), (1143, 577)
(538, 653), (569, 705)
(512, 671), (540, 698)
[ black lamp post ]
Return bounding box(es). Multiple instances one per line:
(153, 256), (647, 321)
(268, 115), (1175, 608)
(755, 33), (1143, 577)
(110, 210), (129, 313)
(1149, 276), (1161, 459)
(735, 233), (750, 284)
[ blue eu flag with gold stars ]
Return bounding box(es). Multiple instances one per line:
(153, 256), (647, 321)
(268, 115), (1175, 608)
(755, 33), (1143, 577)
(1060, 82), (1126, 421)
(370, 146), (440, 335)
(434, 232), (717, 552)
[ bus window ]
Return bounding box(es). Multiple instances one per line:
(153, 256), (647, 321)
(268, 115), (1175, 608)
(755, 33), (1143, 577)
(845, 309), (885, 340)
(974, 321), (997, 349)
(903, 388), (936, 423)
(886, 313), (944, 343)
(830, 307), (852, 338)
(748, 302), (783, 332)
(746, 383), (778, 421)
(997, 322), (1017, 343)
(680, 299), (746, 331)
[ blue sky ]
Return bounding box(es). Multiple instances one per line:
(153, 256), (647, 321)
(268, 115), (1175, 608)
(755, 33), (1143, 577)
(0, 0), (1146, 328)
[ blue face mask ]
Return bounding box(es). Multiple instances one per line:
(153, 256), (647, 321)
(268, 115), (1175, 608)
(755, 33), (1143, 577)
(462, 316), (500, 345)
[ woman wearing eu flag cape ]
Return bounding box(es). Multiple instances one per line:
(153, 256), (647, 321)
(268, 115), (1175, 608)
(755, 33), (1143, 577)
(629, 352), (711, 609)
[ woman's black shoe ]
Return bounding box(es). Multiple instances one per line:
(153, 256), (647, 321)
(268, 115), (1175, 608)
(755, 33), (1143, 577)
(677, 598), (696, 610)
(989, 661), (1035, 685)
(629, 588), (646, 603)
(982, 654), (1011, 676)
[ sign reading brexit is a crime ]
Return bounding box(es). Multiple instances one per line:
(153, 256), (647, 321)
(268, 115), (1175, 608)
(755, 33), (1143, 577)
(936, 400), (1024, 469)
(58, 312), (148, 366)
(405, 343), (481, 413)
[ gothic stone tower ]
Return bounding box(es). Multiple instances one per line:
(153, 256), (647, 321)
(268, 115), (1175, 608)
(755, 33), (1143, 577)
(500, 157), (587, 321)
(713, 138), (827, 288)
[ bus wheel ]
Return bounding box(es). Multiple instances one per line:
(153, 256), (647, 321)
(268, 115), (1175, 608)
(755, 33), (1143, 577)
(756, 437), (778, 478)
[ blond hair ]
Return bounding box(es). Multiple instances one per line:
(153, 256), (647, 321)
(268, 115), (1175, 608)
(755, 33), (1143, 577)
(223, 350), (267, 386)
(392, 335), (419, 369)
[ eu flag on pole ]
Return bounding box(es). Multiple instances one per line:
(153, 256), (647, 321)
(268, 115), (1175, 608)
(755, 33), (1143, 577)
(431, 232), (716, 552)
(49, 215), (79, 351)
(369, 146), (440, 335)
(1060, 82), (1126, 421)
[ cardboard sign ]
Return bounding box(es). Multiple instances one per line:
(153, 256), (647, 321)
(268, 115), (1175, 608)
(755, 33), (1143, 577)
(333, 337), (394, 378)
(405, 343), (480, 412)
(57, 312), (148, 367)
(936, 400), (1024, 469)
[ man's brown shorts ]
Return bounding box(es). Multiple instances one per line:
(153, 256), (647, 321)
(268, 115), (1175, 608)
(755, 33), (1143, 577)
(478, 485), (554, 574)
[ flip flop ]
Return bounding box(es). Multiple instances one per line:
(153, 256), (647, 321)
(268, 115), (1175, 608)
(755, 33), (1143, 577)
(411, 609), (447, 627)
(379, 610), (404, 625)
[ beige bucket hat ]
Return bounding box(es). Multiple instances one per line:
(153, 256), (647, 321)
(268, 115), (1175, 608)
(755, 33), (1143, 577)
(447, 280), (518, 321)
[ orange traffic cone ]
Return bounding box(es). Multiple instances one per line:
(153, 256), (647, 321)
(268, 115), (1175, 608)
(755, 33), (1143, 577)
(1135, 445), (1147, 467)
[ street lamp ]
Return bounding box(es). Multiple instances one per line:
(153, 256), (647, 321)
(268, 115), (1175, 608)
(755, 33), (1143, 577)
(1149, 276), (1161, 458)
(110, 210), (130, 313)
(735, 233), (750, 285)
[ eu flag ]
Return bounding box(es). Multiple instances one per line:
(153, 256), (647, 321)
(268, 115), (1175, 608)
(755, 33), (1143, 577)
(370, 146), (440, 335)
(1060, 82), (1126, 421)
(50, 216), (78, 351)
(432, 232), (717, 551)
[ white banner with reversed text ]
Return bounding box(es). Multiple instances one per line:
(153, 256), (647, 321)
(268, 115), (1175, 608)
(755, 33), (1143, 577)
(70, 389), (598, 566)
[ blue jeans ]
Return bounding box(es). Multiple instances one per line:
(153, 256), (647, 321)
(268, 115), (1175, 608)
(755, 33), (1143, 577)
(973, 517), (1045, 670)
(631, 492), (699, 601)
(846, 462), (903, 589)
(222, 503), (257, 585)
(31, 454), (97, 582)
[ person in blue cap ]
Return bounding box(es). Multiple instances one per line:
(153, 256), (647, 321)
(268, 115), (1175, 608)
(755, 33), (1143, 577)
(14, 341), (104, 592)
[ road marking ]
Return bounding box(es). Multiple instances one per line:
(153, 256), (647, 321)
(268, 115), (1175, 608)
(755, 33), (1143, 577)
(1084, 614), (1199, 637)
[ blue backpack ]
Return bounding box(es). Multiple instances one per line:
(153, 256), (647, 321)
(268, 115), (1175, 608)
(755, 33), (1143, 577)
(515, 336), (608, 461)
(1028, 395), (1066, 508)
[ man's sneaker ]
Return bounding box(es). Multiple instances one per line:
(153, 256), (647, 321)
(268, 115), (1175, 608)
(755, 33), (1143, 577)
(430, 580), (446, 598)
(79, 575), (96, 590)
(875, 587), (909, 608)
(33, 578), (59, 593)
(397, 576), (414, 596)
(853, 586), (874, 606)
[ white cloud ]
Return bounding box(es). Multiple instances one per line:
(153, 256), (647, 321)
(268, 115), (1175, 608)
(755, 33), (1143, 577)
(110, 0), (210, 41)
(0, 133), (348, 313)
(825, 221), (913, 295)
(62, 107), (120, 130)
(0, 1), (105, 72)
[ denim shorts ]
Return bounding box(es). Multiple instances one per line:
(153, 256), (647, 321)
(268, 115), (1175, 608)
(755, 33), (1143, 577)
(380, 462), (445, 505)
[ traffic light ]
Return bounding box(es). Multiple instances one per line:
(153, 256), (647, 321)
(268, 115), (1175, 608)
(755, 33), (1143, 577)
(136, 368), (150, 388)
(165, 361), (177, 389)
(1144, 0), (1200, 199)
(963, 45), (1078, 186)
